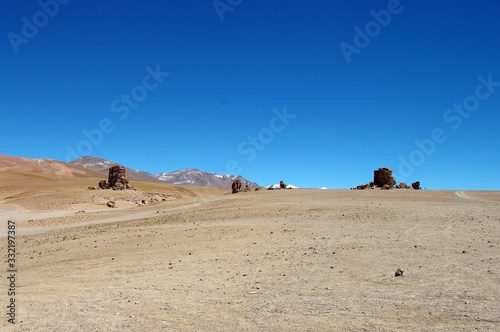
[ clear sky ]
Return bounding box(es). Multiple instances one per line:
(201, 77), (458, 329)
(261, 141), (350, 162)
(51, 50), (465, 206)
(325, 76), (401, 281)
(1, 0), (499, 189)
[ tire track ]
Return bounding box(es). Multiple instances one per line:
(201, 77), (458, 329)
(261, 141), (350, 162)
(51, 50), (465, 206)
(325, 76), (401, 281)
(455, 191), (499, 203)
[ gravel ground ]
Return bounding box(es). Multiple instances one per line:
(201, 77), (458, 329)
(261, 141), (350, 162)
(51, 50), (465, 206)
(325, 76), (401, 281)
(1, 188), (499, 331)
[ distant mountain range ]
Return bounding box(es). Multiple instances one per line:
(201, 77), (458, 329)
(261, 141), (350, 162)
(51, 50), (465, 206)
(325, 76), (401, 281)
(69, 156), (162, 183)
(153, 168), (259, 189)
(70, 156), (260, 189)
(0, 154), (261, 190)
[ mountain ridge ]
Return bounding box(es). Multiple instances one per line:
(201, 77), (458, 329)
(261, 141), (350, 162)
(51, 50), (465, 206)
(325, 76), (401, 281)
(0, 154), (105, 179)
(70, 156), (260, 189)
(69, 156), (162, 183)
(152, 168), (260, 189)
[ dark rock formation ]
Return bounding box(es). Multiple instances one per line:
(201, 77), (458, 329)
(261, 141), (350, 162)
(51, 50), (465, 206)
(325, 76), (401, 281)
(231, 180), (252, 193)
(399, 182), (407, 189)
(232, 180), (242, 194)
(280, 180), (286, 189)
(412, 181), (421, 190)
(97, 165), (133, 190)
(108, 165), (132, 190)
(355, 182), (375, 190)
(374, 168), (396, 188)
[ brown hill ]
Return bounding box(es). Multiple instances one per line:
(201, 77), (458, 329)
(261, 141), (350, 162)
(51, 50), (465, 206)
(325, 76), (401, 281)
(0, 154), (105, 179)
(0, 154), (226, 211)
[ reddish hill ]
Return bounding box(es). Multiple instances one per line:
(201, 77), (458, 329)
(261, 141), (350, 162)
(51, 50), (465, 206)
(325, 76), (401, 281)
(0, 154), (105, 179)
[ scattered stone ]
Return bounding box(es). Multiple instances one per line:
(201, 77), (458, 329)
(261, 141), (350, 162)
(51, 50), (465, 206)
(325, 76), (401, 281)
(399, 182), (407, 189)
(395, 268), (404, 277)
(107, 201), (116, 208)
(412, 181), (421, 190)
(382, 184), (392, 190)
(354, 182), (376, 190)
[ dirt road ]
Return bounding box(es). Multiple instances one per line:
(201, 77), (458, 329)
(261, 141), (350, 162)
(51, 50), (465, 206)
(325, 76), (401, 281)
(1, 189), (499, 331)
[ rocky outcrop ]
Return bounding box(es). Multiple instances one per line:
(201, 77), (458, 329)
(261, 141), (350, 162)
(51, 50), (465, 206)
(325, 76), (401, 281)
(374, 168), (396, 188)
(355, 183), (371, 190)
(354, 168), (422, 190)
(232, 180), (242, 193)
(108, 165), (132, 189)
(280, 180), (286, 189)
(97, 165), (133, 190)
(231, 180), (252, 194)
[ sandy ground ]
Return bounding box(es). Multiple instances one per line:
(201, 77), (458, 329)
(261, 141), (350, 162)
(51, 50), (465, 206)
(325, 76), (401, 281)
(0, 188), (499, 331)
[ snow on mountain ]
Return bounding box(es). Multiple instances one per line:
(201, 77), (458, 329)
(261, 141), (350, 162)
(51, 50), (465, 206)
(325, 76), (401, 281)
(70, 157), (260, 190)
(69, 156), (161, 183)
(152, 168), (260, 189)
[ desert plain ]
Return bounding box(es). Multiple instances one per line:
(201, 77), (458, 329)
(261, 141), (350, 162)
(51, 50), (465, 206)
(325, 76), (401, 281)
(0, 173), (499, 331)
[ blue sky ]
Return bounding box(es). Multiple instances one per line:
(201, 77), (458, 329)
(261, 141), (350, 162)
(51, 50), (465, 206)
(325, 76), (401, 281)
(1, 0), (499, 189)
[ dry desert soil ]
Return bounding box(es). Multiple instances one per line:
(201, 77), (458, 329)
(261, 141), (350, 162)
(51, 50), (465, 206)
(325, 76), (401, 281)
(0, 180), (499, 331)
